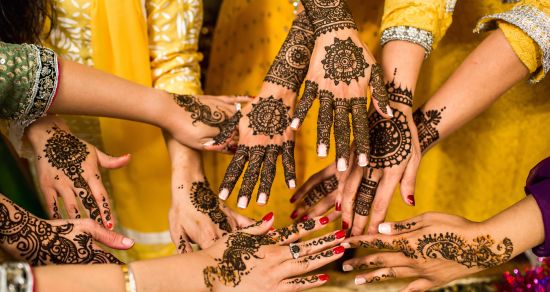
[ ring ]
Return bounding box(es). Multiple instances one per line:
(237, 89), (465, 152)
(289, 243), (300, 259)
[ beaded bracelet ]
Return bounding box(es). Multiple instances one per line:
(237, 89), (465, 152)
(0, 262), (33, 292)
(121, 264), (137, 292)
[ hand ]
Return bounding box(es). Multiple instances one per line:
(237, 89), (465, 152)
(201, 213), (347, 291)
(291, 0), (392, 172)
(0, 195), (133, 265)
(26, 116), (130, 229)
(343, 212), (514, 291)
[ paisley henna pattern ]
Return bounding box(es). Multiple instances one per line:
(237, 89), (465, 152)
(191, 179), (232, 234)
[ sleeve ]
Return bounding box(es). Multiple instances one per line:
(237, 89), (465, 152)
(379, 0), (455, 58)
(524, 156), (550, 257)
(475, 0), (550, 83)
(146, 0), (203, 95)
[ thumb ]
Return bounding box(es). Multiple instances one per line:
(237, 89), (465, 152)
(81, 219), (134, 250)
(97, 150), (131, 169)
(239, 212), (274, 235)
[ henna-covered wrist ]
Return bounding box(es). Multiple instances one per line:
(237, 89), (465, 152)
(300, 0), (358, 38)
(413, 106), (446, 153)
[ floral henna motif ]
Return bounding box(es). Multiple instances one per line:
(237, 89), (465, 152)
(413, 107), (446, 152)
(303, 175), (338, 207)
(369, 64), (390, 115)
(355, 176), (377, 216)
(247, 96), (290, 138)
(44, 127), (104, 224)
(322, 37), (368, 86)
(173, 94), (228, 127)
(191, 179), (232, 234)
(368, 109), (412, 169)
(301, 0), (358, 37)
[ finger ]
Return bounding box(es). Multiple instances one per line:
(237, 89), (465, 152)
(176, 232), (193, 254)
(228, 95), (254, 103)
(366, 174), (399, 235)
(297, 175), (338, 215)
(96, 150), (131, 169)
(240, 212), (275, 235)
(354, 267), (416, 285)
(298, 194), (336, 220)
(350, 97), (369, 166)
(279, 274), (329, 292)
(290, 164), (336, 204)
(228, 209), (255, 228)
(237, 146), (265, 208)
(44, 189), (61, 219)
(284, 230), (346, 260)
(400, 152), (421, 207)
(279, 245), (345, 279)
(369, 63), (393, 118)
(341, 164), (363, 234)
(281, 141), (296, 189)
(291, 80), (318, 129)
(377, 217), (423, 236)
(73, 180), (103, 225)
(269, 216), (331, 245)
(333, 98), (351, 172)
(402, 279), (434, 292)
(219, 145), (248, 200)
(212, 111), (242, 146)
(88, 178), (114, 229)
(342, 235), (418, 259)
(351, 173), (379, 236)
(342, 252), (415, 272)
(257, 146), (279, 205)
(316, 90), (334, 157)
(58, 190), (81, 219)
(79, 218), (134, 250)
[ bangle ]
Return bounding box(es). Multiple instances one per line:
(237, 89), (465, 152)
(0, 262), (34, 292)
(121, 264), (137, 292)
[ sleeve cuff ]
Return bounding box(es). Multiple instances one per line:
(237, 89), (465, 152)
(380, 26), (434, 58)
(525, 156), (550, 257)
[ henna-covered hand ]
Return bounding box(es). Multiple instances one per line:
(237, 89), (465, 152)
(27, 116), (130, 229)
(216, 12), (315, 208)
(291, 0), (392, 172)
(343, 213), (514, 291)
(0, 195), (133, 265)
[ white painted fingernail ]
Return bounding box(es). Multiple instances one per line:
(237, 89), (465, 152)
(358, 154), (367, 167)
(318, 144), (327, 157)
(257, 193), (267, 205)
(378, 223), (392, 235)
(288, 179), (296, 189)
(235, 102), (242, 111)
(337, 158), (347, 172)
(387, 106), (394, 117)
(342, 264), (353, 272)
(355, 277), (366, 285)
(122, 237), (134, 247)
(290, 118), (300, 129)
(341, 242), (351, 249)
(203, 140), (215, 146)
(219, 189), (230, 200)
(237, 196), (249, 209)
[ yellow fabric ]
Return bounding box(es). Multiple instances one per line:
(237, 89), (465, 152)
(380, 0), (453, 50)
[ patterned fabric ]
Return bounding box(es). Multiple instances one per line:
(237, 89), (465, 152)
(380, 26), (434, 57)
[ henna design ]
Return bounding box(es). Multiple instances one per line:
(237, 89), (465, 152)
(0, 198), (121, 265)
(101, 197), (111, 222)
(355, 176), (377, 216)
(322, 37), (368, 86)
(303, 175), (338, 207)
(271, 224), (299, 242)
(293, 81), (319, 124)
(290, 243), (301, 255)
(54, 175), (59, 180)
(358, 239), (418, 259)
(369, 64), (390, 115)
(281, 141), (296, 185)
(220, 145), (249, 192)
(203, 232), (276, 288)
(417, 233), (513, 269)
(299, 219), (316, 231)
(413, 107), (446, 153)
(349, 97), (369, 155)
(366, 273), (395, 283)
(368, 109), (412, 168)
(95, 174), (100, 180)
(299, 249), (334, 263)
(44, 127), (103, 224)
(191, 179), (232, 234)
(74, 207), (80, 219)
(394, 222), (416, 232)
(173, 94), (228, 127)
(287, 275), (319, 284)
(301, 0), (358, 37)
(258, 145), (279, 199)
(386, 79), (413, 107)
(265, 12), (315, 92)
(305, 234), (336, 247)
(52, 200), (61, 219)
(177, 235), (187, 252)
(238, 146), (266, 202)
(317, 90), (334, 149)
(213, 111), (242, 145)
(333, 98), (351, 160)
(247, 96), (290, 138)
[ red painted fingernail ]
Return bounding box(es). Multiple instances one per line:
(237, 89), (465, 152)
(342, 221), (349, 230)
(407, 195), (415, 206)
(320, 216), (329, 225)
(269, 227), (275, 231)
(290, 195), (297, 203)
(333, 246), (345, 254)
(301, 215), (310, 222)
(318, 274), (329, 281)
(291, 210), (298, 219)
(263, 212), (274, 222)
(335, 230), (346, 239)
(335, 202), (342, 211)
(106, 222), (113, 230)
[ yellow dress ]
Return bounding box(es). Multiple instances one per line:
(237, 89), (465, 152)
(205, 0), (550, 229)
(45, 0), (202, 261)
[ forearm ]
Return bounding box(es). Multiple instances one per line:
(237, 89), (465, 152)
(34, 264), (125, 292)
(381, 40), (425, 96)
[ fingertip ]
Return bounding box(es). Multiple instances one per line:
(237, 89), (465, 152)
(378, 222), (392, 235)
(219, 189), (229, 200)
(237, 196), (249, 209)
(290, 118), (300, 130)
(288, 179), (296, 189)
(257, 193), (268, 205)
(122, 237), (134, 248)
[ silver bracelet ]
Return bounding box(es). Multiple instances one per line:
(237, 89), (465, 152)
(0, 262), (33, 292)
(380, 26), (434, 58)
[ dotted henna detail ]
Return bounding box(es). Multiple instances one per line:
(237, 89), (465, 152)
(247, 96), (290, 138)
(368, 109), (412, 168)
(322, 37), (368, 86)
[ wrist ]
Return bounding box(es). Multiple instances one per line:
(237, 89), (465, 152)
(25, 116), (68, 150)
(145, 89), (175, 129)
(259, 82), (297, 105)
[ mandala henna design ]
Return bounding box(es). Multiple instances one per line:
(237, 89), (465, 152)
(293, 81), (319, 125)
(191, 179), (232, 234)
(264, 12), (315, 92)
(301, 0), (358, 37)
(0, 198), (121, 265)
(220, 145), (249, 193)
(333, 98), (351, 160)
(417, 233), (513, 269)
(247, 96), (290, 138)
(355, 177), (377, 216)
(203, 232), (276, 288)
(303, 175), (338, 207)
(349, 97), (369, 155)
(369, 64), (390, 115)
(413, 107), (446, 152)
(322, 37), (368, 86)
(358, 239), (418, 259)
(281, 141), (296, 185)
(394, 222), (416, 232)
(317, 90), (334, 149)
(44, 127), (103, 224)
(368, 109), (412, 168)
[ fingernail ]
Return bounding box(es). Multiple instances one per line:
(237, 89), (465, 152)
(342, 221), (349, 230)
(288, 179), (296, 189)
(335, 202), (342, 211)
(122, 237), (134, 247)
(355, 277), (366, 285)
(335, 230), (346, 239)
(291, 210), (298, 219)
(341, 242), (351, 249)
(342, 264), (353, 272)
(318, 274), (329, 282)
(407, 195), (415, 206)
(320, 216), (329, 225)
(317, 144), (327, 157)
(269, 227), (276, 231)
(337, 158), (347, 172)
(124, 153), (131, 157)
(333, 246), (345, 254)
(301, 215), (310, 222)
(203, 140), (216, 146)
(387, 106), (394, 117)
(378, 223), (392, 235)
(262, 212), (274, 222)
(106, 222), (113, 230)
(358, 154), (368, 167)
(257, 193), (267, 205)
(291, 118), (300, 129)
(290, 194), (298, 203)
(235, 102), (242, 111)
(219, 189), (230, 200)
(237, 196), (249, 209)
